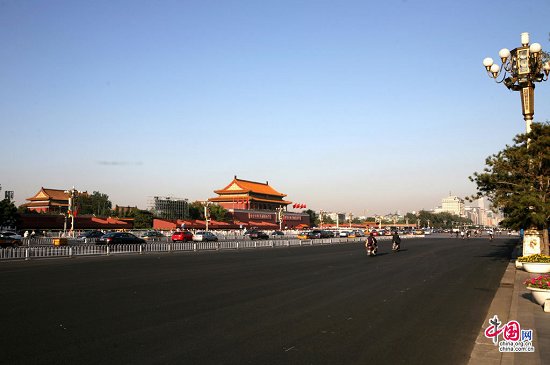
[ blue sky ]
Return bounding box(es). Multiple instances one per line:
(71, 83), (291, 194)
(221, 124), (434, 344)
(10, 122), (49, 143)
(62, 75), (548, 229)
(1, 0), (549, 215)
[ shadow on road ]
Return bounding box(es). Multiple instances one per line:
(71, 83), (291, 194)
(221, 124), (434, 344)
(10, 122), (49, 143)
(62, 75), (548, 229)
(473, 241), (514, 262)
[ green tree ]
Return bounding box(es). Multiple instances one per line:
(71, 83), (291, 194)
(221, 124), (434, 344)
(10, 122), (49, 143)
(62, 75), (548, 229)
(77, 191), (112, 216)
(132, 210), (154, 229)
(185, 201), (229, 221)
(303, 209), (318, 227)
(188, 201), (203, 220)
(470, 122), (550, 253)
(0, 199), (19, 229)
(404, 210), (469, 228)
(208, 204), (231, 222)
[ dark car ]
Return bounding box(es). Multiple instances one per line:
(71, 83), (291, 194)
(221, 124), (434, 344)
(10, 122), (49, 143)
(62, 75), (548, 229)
(310, 230), (333, 239)
(0, 232), (22, 248)
(271, 230), (285, 237)
(96, 232), (145, 245)
(246, 230), (269, 240)
(77, 230), (104, 242)
(171, 230), (193, 242)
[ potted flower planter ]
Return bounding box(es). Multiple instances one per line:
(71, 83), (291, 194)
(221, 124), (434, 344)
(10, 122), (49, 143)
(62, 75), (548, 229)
(525, 287), (550, 305)
(522, 262), (550, 274)
(517, 254), (550, 273)
(525, 274), (550, 305)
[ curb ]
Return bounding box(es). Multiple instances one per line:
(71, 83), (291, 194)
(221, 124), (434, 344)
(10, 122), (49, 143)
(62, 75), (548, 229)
(468, 255), (544, 365)
(468, 262), (515, 365)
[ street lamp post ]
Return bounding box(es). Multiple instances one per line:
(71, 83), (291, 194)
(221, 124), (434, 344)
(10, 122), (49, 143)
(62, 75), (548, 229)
(375, 216), (382, 230)
(64, 186), (82, 236)
(203, 202), (211, 231)
(483, 32), (549, 254)
(276, 206), (284, 231)
(483, 32), (549, 133)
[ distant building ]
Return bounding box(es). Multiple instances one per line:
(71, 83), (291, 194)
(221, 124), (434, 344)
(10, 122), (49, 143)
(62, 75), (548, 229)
(465, 198), (503, 227)
(208, 176), (309, 229)
(148, 197), (189, 220)
(24, 187), (70, 213)
(434, 195), (465, 217)
(209, 176), (291, 211)
(326, 212), (347, 224)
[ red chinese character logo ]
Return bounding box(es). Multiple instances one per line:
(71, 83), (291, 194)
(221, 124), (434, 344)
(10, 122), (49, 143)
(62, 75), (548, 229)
(484, 316), (522, 345)
(504, 321), (520, 341)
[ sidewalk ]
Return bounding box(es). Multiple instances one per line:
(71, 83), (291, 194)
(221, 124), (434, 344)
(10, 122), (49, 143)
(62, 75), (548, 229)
(468, 252), (550, 365)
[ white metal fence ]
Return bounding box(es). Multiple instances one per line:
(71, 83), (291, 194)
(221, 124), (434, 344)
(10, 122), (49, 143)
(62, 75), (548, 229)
(0, 235), (420, 261)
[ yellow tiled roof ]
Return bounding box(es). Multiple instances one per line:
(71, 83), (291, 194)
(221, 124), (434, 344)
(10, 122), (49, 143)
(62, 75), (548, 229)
(27, 188), (69, 202)
(214, 177), (286, 197)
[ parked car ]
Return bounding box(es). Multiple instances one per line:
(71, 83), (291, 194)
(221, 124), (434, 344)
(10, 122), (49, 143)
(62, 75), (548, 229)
(309, 230), (333, 239)
(192, 231), (219, 242)
(308, 230), (322, 239)
(171, 230), (193, 242)
(96, 232), (145, 245)
(77, 230), (104, 242)
(271, 230), (285, 237)
(141, 231), (165, 241)
(246, 230), (269, 240)
(297, 231), (310, 240)
(338, 230), (350, 237)
(0, 232), (22, 248)
(1, 231), (22, 241)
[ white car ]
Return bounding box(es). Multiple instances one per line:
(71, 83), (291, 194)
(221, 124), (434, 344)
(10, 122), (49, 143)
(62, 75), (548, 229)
(339, 231), (351, 237)
(192, 231), (219, 242)
(0, 231), (22, 241)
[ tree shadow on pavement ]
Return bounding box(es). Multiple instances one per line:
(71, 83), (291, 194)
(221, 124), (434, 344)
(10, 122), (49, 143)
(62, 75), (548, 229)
(473, 242), (515, 262)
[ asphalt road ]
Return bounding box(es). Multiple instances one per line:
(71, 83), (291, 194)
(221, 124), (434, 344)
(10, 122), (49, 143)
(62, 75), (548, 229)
(0, 235), (514, 365)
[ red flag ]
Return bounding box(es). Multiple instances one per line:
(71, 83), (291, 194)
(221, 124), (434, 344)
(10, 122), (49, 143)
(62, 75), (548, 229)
(303, 204), (307, 208)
